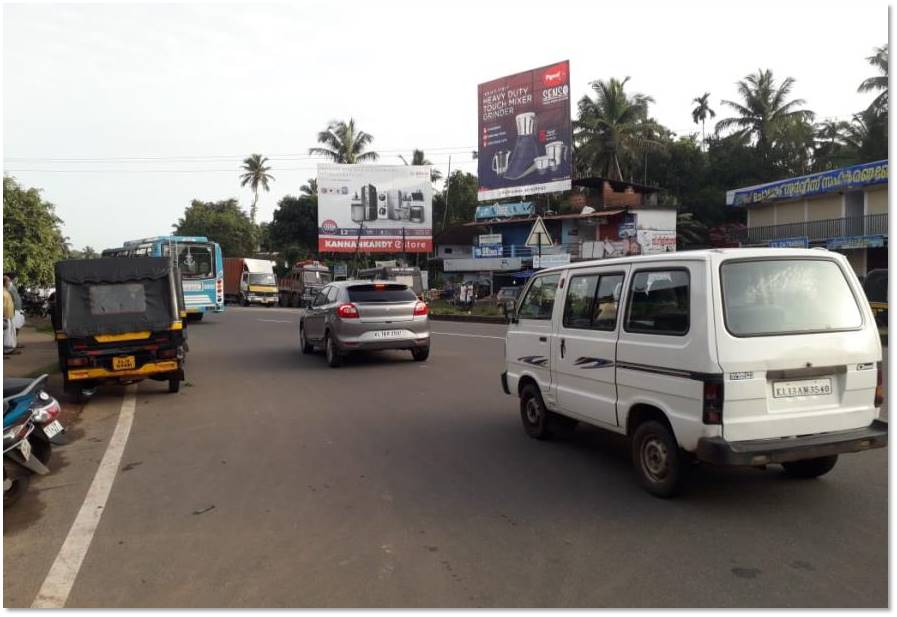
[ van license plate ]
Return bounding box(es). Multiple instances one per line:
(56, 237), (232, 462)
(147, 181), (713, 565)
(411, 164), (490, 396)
(373, 330), (404, 339)
(773, 378), (832, 398)
(113, 356), (136, 371)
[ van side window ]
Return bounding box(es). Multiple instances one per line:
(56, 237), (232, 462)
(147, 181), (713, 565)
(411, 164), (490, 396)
(625, 270), (690, 335)
(563, 273), (624, 330)
(517, 274), (560, 320)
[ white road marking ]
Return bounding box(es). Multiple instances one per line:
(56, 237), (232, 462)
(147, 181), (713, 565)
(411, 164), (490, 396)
(258, 319), (293, 323)
(430, 331), (505, 340)
(31, 386), (138, 609)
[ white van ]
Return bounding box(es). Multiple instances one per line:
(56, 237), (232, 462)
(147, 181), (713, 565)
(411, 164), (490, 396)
(501, 248), (887, 497)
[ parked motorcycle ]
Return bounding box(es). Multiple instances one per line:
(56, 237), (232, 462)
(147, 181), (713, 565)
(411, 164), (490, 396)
(3, 375), (62, 507)
(21, 288), (51, 319)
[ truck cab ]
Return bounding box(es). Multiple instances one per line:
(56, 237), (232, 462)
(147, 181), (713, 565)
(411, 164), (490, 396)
(278, 261), (332, 308)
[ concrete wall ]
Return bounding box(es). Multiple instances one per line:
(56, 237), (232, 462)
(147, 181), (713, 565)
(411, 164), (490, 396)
(634, 208), (676, 230)
(806, 194), (843, 221)
(748, 204), (776, 227)
(867, 187), (888, 215)
(775, 201), (805, 224)
(437, 244), (472, 259)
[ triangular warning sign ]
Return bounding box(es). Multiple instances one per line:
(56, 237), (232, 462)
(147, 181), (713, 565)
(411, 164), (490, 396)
(525, 216), (553, 248)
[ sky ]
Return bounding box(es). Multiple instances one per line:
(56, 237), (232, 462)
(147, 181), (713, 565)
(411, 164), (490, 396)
(2, 0), (889, 251)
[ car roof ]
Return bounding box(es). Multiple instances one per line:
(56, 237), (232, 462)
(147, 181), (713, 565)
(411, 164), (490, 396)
(535, 247), (845, 276)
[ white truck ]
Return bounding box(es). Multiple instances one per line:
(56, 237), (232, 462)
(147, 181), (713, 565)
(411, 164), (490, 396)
(224, 257), (278, 306)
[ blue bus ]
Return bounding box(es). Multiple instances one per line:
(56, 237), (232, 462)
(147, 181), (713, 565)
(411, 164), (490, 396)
(102, 235), (224, 320)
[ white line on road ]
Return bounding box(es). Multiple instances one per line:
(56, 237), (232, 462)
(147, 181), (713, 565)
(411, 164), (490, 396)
(31, 386), (138, 609)
(258, 319), (294, 323)
(431, 331), (505, 340)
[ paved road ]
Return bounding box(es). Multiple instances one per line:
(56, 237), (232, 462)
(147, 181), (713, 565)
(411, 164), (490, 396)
(4, 307), (888, 607)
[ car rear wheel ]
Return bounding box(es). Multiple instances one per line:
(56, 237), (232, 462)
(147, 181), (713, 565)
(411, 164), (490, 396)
(632, 420), (686, 498)
(411, 346), (430, 362)
(325, 334), (342, 368)
(782, 455), (838, 478)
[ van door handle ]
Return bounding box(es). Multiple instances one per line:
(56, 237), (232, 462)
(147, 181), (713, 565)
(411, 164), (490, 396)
(538, 336), (547, 342)
(560, 338), (566, 358)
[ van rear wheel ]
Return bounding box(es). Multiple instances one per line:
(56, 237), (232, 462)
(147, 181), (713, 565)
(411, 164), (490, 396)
(632, 420), (686, 498)
(782, 455), (838, 478)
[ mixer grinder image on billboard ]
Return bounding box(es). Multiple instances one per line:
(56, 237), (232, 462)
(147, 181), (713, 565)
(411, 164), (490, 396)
(317, 164), (433, 253)
(478, 60), (572, 201)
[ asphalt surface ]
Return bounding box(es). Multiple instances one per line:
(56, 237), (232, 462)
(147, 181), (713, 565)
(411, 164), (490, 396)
(4, 306), (889, 607)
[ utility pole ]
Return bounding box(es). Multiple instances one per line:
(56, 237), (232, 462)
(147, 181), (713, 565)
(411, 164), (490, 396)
(441, 155), (452, 232)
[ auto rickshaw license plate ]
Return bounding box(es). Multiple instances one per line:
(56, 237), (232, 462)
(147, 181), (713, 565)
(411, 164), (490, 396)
(113, 356), (136, 371)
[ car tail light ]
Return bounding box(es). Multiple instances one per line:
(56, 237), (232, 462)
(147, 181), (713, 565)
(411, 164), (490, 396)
(66, 357), (88, 367)
(158, 348), (178, 359)
(702, 381), (724, 424)
(875, 363), (884, 407)
(337, 303), (359, 319)
(413, 301), (429, 317)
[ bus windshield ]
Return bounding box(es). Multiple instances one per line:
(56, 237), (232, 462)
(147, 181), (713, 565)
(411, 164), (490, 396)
(163, 242), (214, 279)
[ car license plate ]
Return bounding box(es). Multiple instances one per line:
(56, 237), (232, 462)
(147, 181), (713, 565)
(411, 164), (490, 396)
(773, 378), (833, 398)
(18, 438), (31, 461)
(113, 355), (136, 371)
(43, 420), (63, 439)
(373, 330), (404, 339)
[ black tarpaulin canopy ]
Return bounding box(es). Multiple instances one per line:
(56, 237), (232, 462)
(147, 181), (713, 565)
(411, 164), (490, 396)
(55, 257), (178, 337)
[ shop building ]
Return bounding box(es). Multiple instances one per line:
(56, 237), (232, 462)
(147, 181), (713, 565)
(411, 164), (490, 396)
(727, 160), (888, 275)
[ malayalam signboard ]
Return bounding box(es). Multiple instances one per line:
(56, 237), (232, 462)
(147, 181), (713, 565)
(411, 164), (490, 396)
(317, 164), (433, 253)
(478, 61), (572, 201)
(727, 160), (888, 206)
(826, 235), (885, 250)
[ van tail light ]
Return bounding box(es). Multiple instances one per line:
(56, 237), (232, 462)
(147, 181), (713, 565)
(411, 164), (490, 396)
(413, 301), (429, 317)
(702, 380), (724, 425)
(875, 363), (884, 407)
(337, 303), (359, 319)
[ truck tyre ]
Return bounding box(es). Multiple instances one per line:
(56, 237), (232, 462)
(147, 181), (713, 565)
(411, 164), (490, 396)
(520, 383), (553, 440)
(782, 455), (838, 478)
(631, 420), (686, 498)
(241, 295), (249, 307)
(299, 325), (313, 354)
(325, 334), (342, 368)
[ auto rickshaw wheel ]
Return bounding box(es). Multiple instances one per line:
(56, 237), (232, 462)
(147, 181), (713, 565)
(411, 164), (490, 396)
(168, 378), (181, 393)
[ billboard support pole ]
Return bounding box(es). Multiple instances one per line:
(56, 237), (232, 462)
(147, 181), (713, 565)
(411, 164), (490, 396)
(352, 222), (364, 277)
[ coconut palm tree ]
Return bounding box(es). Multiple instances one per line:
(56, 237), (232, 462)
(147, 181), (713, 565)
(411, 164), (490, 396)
(691, 92), (716, 149)
(308, 119), (379, 163)
(717, 69), (815, 164)
(858, 44), (888, 114)
(300, 178), (318, 196)
(398, 149), (443, 183)
(239, 154), (275, 225)
(575, 77), (661, 180)
(812, 119), (852, 170)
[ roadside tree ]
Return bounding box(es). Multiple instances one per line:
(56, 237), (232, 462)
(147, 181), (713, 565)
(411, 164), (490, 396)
(308, 119), (378, 163)
(2, 176), (68, 286)
(174, 199), (257, 257)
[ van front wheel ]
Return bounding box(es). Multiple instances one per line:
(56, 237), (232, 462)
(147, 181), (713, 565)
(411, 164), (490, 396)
(520, 384), (553, 440)
(632, 420), (685, 498)
(782, 455), (838, 478)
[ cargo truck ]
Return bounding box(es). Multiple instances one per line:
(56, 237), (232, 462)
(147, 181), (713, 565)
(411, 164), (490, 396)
(224, 258), (278, 306)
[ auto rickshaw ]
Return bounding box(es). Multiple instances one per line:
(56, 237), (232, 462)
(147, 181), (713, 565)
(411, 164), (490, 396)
(53, 257), (187, 401)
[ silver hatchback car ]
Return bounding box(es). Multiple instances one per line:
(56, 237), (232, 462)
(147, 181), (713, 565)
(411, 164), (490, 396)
(299, 281), (431, 367)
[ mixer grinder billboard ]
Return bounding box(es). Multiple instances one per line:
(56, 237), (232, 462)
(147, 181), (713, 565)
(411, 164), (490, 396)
(317, 164), (433, 253)
(478, 60), (572, 201)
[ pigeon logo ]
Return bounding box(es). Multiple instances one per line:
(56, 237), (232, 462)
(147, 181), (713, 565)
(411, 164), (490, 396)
(542, 63), (568, 88)
(321, 219), (339, 234)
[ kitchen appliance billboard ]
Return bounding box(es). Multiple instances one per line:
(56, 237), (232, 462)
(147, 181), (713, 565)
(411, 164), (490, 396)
(478, 60), (572, 201)
(317, 164), (433, 253)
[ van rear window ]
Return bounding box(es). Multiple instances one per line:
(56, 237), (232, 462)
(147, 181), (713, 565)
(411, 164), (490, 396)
(348, 284), (417, 303)
(721, 259), (862, 336)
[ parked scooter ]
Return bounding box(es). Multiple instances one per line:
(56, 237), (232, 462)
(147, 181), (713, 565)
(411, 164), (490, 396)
(3, 375), (62, 507)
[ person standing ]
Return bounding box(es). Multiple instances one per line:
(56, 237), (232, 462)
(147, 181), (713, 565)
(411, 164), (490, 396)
(3, 278), (17, 355)
(6, 274), (24, 348)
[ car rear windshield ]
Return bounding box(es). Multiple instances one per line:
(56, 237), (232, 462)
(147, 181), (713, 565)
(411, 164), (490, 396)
(347, 284), (417, 303)
(721, 259), (863, 336)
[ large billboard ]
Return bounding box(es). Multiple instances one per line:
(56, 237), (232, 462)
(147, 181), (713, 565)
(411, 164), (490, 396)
(317, 164), (433, 253)
(477, 60), (572, 201)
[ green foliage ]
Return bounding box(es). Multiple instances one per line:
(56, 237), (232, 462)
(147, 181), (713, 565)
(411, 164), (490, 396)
(858, 45), (888, 114)
(173, 199), (257, 257)
(265, 193), (319, 259)
(240, 154), (275, 225)
(3, 176), (68, 286)
(308, 118), (378, 163)
(432, 171), (479, 231)
(400, 149), (443, 183)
